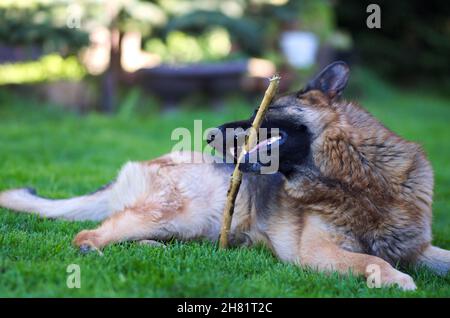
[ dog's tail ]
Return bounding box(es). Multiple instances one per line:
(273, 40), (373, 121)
(0, 184), (113, 221)
(416, 245), (450, 275)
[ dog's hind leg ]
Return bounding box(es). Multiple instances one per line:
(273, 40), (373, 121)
(73, 207), (173, 251)
(72, 159), (188, 251)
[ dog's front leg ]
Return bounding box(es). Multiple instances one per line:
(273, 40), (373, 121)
(296, 215), (417, 291)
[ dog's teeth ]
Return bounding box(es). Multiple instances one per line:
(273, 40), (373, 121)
(247, 135), (282, 154)
(267, 136), (282, 145)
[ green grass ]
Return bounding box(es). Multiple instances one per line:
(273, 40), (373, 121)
(1, 71), (450, 297)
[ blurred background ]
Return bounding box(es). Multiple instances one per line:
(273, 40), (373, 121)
(0, 0), (448, 114)
(2, 0), (450, 298)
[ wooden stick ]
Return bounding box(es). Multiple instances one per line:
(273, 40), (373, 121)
(219, 75), (281, 248)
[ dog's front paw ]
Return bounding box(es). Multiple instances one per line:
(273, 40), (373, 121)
(228, 232), (253, 247)
(79, 244), (94, 254)
(383, 270), (417, 291)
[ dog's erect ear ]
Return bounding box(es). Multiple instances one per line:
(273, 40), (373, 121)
(304, 61), (350, 99)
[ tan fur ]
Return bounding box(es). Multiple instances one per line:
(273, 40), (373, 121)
(72, 151), (234, 248)
(2, 72), (449, 291)
(283, 91), (434, 264)
(297, 214), (416, 290)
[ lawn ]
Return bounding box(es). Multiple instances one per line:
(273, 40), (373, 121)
(1, 71), (450, 297)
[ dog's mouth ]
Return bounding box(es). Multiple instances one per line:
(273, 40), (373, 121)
(230, 130), (287, 161)
(207, 126), (287, 173)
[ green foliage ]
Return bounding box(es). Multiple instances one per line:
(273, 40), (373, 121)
(0, 0), (167, 56)
(0, 54), (86, 85)
(336, 0), (450, 89)
(150, 0), (317, 59)
(162, 10), (262, 56)
(1, 70), (450, 296)
(145, 27), (234, 63)
(298, 0), (341, 42)
(117, 0), (167, 36)
(0, 4), (89, 55)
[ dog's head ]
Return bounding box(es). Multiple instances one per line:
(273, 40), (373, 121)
(207, 61), (350, 177)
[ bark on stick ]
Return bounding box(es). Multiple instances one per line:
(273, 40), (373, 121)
(219, 75), (281, 248)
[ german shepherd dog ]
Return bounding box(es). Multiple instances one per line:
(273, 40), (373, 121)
(1, 62), (449, 290)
